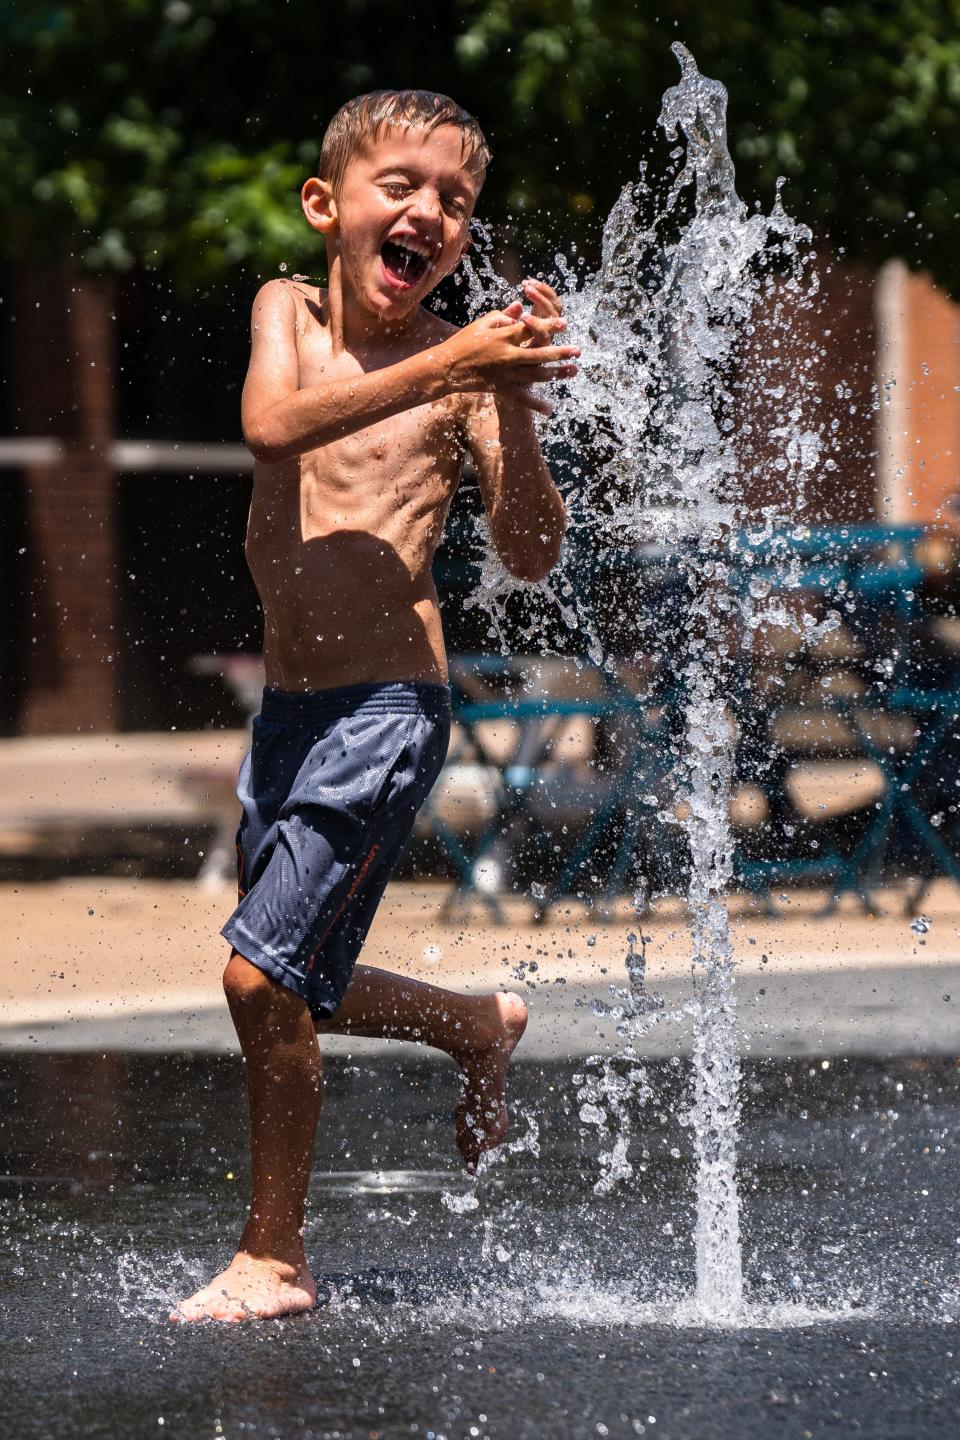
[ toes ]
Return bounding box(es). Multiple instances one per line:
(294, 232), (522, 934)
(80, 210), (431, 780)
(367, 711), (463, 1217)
(455, 1101), (508, 1167)
(169, 1287), (237, 1323)
(169, 1299), (245, 1323)
(169, 1300), (211, 1323)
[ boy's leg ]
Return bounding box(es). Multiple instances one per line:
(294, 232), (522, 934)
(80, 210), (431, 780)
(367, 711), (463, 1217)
(316, 964), (528, 1169)
(171, 952), (322, 1323)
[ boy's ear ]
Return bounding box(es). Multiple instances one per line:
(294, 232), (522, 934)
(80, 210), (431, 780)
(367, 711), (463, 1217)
(302, 178), (338, 235)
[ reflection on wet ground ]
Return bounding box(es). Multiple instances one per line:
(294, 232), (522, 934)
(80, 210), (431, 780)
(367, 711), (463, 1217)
(1, 1051), (958, 1438)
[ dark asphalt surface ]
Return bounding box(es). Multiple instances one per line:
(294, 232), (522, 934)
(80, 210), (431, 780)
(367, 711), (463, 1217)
(1, 1051), (958, 1439)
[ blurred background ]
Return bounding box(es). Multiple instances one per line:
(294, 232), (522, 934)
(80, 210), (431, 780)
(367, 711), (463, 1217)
(1, 0), (959, 921)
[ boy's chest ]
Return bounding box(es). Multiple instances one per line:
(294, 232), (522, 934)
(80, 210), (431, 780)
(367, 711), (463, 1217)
(298, 333), (464, 470)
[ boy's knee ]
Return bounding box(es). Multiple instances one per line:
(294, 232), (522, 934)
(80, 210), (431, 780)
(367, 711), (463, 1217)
(223, 952), (278, 1010)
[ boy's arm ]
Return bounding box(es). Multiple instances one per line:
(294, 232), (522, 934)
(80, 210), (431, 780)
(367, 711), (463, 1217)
(241, 280), (439, 461)
(464, 391), (567, 583)
(241, 280), (579, 464)
(463, 280), (569, 582)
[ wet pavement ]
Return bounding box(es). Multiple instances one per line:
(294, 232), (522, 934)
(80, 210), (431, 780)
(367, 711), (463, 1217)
(1, 1050), (958, 1439)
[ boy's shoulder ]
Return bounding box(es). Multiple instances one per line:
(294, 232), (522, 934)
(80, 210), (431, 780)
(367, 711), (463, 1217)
(251, 278), (462, 350)
(251, 276), (321, 323)
(417, 308), (459, 344)
(251, 272), (460, 336)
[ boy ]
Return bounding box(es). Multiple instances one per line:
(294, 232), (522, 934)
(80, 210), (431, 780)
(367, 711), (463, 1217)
(172, 89), (579, 1322)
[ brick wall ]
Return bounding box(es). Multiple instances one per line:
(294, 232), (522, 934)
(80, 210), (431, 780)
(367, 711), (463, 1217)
(876, 260), (960, 524)
(737, 255), (960, 525)
(736, 260), (879, 522)
(14, 264), (119, 733)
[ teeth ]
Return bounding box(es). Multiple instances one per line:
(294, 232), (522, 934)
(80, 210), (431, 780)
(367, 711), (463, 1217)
(382, 236), (432, 285)
(391, 237), (431, 258)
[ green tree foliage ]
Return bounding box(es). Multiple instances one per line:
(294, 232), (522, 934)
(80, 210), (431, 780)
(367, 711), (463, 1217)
(3, 0), (959, 290)
(453, 0), (960, 288)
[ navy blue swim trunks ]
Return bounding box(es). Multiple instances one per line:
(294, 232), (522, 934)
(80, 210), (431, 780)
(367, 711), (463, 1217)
(221, 681), (450, 1019)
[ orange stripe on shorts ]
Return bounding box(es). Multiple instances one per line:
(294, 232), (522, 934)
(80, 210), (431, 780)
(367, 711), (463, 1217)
(305, 842), (381, 972)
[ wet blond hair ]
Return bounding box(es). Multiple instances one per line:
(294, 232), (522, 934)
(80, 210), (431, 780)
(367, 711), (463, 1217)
(318, 89), (492, 194)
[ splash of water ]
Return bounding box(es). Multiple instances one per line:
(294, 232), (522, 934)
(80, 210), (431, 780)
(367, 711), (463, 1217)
(550, 40), (819, 1323)
(454, 45), (821, 1321)
(452, 43), (824, 1318)
(656, 44), (748, 1320)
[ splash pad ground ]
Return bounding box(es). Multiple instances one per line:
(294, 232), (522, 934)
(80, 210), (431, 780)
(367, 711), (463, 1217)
(1, 878), (958, 1439)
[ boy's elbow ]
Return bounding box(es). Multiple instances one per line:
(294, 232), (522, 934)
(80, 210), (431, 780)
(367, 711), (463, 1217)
(243, 421), (292, 464)
(507, 559), (552, 583)
(244, 435), (274, 464)
(500, 531), (565, 583)
(511, 551), (561, 583)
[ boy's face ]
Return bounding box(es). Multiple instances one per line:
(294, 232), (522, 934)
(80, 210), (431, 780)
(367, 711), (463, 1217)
(305, 124), (482, 322)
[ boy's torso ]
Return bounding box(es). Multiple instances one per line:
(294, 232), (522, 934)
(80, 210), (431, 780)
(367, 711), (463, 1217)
(246, 283), (468, 693)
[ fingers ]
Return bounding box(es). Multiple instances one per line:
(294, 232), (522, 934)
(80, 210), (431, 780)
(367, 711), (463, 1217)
(500, 363), (578, 400)
(518, 363), (579, 384)
(520, 313), (567, 347)
(521, 277), (563, 318)
(507, 342), (579, 367)
(485, 315), (533, 346)
(486, 314), (577, 357)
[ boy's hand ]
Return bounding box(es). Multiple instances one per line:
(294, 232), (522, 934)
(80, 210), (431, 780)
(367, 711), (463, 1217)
(503, 278), (570, 412)
(517, 277), (564, 343)
(441, 281), (578, 416)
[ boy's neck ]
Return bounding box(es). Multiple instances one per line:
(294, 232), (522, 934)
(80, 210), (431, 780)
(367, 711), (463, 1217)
(326, 250), (423, 353)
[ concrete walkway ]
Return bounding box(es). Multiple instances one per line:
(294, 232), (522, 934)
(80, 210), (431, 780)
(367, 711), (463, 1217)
(2, 877), (957, 1059)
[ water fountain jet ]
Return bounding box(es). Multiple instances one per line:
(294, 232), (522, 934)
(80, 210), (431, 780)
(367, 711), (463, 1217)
(548, 43), (817, 1322)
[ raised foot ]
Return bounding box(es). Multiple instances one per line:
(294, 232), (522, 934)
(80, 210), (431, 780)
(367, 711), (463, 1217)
(169, 1251), (317, 1324)
(453, 991), (528, 1171)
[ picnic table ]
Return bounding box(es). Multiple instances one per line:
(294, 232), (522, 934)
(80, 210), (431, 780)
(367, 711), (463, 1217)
(420, 653), (677, 922)
(731, 526), (960, 912)
(427, 524), (960, 919)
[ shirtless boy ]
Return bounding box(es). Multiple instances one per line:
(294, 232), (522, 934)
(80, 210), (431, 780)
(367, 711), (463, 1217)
(172, 89), (579, 1322)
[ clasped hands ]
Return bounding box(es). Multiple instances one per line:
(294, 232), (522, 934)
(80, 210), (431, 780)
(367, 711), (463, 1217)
(441, 277), (580, 415)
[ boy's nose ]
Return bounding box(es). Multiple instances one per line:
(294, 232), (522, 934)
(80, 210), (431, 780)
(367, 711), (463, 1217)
(408, 186), (442, 223)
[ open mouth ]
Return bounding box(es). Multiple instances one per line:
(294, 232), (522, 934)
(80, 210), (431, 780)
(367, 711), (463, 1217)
(380, 239), (431, 289)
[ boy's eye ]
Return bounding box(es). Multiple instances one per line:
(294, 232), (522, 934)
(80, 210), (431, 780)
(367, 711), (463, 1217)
(382, 182), (410, 199)
(444, 196), (468, 218)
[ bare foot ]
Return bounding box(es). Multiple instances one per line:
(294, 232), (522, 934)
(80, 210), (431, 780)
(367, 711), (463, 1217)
(169, 1251), (317, 1323)
(452, 991), (528, 1171)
